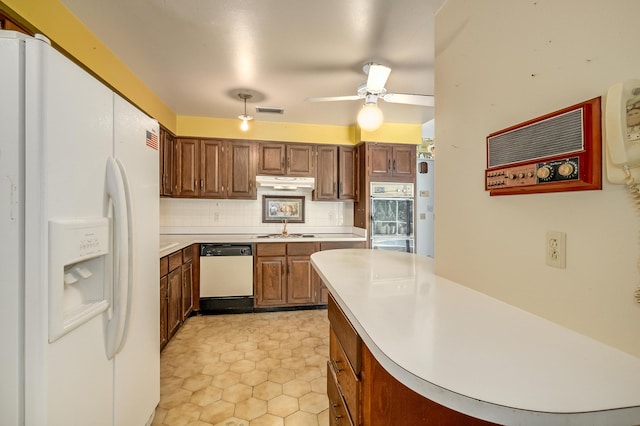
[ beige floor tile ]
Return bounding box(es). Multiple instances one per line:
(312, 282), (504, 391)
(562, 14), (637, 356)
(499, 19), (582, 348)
(267, 394), (299, 417)
(157, 310), (330, 426)
(298, 392), (329, 415)
(235, 397), (268, 421)
(253, 381), (283, 401)
(249, 413), (284, 426)
(200, 400), (235, 424)
(222, 383), (252, 403)
(283, 410), (319, 426)
(282, 379), (311, 398)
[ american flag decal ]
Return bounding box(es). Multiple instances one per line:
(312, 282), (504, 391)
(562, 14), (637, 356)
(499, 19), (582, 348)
(146, 130), (158, 150)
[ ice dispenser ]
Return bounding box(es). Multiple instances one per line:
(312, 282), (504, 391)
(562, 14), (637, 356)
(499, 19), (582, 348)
(48, 217), (110, 342)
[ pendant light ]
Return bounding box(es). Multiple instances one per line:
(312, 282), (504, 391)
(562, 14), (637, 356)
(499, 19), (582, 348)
(238, 92), (253, 131)
(357, 94), (384, 131)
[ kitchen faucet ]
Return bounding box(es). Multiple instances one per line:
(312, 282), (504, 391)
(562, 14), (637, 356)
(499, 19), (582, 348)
(282, 219), (288, 236)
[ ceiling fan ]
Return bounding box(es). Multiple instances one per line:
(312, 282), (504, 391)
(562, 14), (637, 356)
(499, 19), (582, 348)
(306, 63), (434, 131)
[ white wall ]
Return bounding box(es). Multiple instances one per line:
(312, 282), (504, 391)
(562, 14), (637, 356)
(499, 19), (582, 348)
(435, 0), (640, 356)
(161, 189), (353, 234)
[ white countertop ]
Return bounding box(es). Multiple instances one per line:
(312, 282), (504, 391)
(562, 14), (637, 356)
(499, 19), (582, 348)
(160, 232), (366, 257)
(311, 249), (640, 426)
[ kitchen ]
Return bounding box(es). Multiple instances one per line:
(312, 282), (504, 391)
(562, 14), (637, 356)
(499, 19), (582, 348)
(4, 1), (640, 426)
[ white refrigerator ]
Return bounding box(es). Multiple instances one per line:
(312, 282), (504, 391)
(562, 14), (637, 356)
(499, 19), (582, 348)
(0, 31), (160, 425)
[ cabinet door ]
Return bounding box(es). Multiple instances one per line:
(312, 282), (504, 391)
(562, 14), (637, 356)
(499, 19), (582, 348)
(339, 146), (357, 200)
(392, 145), (416, 178)
(160, 275), (168, 349)
(287, 144), (315, 176)
(226, 141), (256, 199)
(255, 257), (287, 306)
(200, 139), (225, 198)
(175, 138), (200, 196)
(160, 129), (175, 196)
(287, 256), (315, 305)
(167, 268), (182, 339)
(182, 261), (193, 320)
(369, 144), (392, 177)
(315, 145), (338, 200)
(258, 142), (286, 175)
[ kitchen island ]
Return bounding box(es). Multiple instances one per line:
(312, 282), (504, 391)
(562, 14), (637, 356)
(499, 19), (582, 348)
(311, 249), (640, 425)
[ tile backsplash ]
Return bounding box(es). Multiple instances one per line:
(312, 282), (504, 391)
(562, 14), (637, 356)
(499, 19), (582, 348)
(160, 188), (354, 234)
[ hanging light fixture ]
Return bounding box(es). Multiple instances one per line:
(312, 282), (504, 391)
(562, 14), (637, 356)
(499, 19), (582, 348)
(357, 94), (384, 131)
(237, 92), (253, 131)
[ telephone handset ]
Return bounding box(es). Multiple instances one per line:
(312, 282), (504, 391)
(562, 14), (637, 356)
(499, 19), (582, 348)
(605, 78), (640, 183)
(605, 79), (640, 303)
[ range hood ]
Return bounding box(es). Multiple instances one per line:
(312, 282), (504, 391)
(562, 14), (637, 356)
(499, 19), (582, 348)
(256, 175), (315, 190)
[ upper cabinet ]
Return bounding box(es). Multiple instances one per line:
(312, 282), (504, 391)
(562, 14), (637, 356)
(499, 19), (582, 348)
(258, 142), (315, 176)
(314, 145), (358, 201)
(367, 143), (416, 181)
(173, 138), (256, 199)
(159, 127), (175, 197)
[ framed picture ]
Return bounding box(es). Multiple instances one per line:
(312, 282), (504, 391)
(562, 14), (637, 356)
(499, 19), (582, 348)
(262, 195), (305, 223)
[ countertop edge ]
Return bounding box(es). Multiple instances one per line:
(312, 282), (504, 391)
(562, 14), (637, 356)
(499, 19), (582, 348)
(160, 233), (367, 257)
(311, 250), (640, 426)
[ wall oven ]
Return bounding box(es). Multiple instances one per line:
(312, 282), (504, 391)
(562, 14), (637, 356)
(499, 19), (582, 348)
(370, 182), (415, 253)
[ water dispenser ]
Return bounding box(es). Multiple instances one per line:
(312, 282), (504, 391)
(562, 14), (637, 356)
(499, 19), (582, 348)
(48, 217), (110, 342)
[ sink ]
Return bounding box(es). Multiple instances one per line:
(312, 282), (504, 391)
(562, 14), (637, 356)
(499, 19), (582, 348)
(256, 233), (315, 239)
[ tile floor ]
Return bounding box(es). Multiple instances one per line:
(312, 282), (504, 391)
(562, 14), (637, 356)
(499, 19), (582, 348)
(153, 309), (330, 426)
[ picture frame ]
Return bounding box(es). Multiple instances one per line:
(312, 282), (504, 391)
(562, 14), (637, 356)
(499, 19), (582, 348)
(262, 195), (305, 223)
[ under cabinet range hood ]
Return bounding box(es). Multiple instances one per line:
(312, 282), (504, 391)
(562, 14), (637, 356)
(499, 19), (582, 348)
(256, 175), (315, 190)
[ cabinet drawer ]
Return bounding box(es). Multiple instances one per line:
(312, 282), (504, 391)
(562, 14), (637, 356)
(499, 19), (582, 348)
(183, 244), (194, 262)
(160, 256), (169, 276)
(168, 251), (182, 272)
(287, 242), (319, 256)
(328, 293), (361, 373)
(330, 327), (359, 421)
(256, 243), (286, 256)
(320, 241), (365, 251)
(327, 363), (355, 426)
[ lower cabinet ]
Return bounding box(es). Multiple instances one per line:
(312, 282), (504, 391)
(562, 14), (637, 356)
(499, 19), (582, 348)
(254, 242), (319, 307)
(255, 241), (365, 308)
(160, 244), (198, 350)
(327, 293), (497, 426)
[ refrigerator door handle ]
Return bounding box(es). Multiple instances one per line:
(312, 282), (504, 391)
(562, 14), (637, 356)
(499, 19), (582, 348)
(104, 157), (131, 359)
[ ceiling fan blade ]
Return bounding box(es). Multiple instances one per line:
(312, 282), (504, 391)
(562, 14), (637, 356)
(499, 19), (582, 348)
(366, 64), (391, 93)
(306, 95), (363, 102)
(381, 93), (434, 107)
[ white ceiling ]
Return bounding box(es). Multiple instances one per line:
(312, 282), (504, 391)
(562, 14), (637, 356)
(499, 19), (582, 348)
(58, 0), (444, 127)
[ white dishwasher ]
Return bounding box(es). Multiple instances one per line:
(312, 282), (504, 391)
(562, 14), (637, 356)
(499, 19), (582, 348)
(199, 243), (254, 313)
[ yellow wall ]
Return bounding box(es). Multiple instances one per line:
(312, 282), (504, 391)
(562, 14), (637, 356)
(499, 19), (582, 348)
(0, 0), (421, 145)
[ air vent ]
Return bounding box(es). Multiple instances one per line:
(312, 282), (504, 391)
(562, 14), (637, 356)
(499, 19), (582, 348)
(255, 106), (284, 114)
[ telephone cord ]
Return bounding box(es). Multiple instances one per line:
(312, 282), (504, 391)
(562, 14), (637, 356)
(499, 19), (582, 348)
(624, 168), (640, 303)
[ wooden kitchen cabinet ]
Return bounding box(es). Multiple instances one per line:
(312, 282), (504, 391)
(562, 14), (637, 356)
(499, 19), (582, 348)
(181, 245), (194, 320)
(257, 142), (315, 176)
(314, 145), (357, 201)
(314, 145), (339, 200)
(159, 127), (175, 196)
(254, 242), (320, 308)
(367, 142), (415, 180)
(159, 256), (169, 350)
(160, 244), (199, 350)
(174, 138), (255, 199)
(327, 293), (495, 426)
(254, 243), (287, 307)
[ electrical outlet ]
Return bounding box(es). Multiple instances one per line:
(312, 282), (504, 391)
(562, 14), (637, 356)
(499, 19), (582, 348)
(213, 212), (219, 222)
(546, 231), (566, 268)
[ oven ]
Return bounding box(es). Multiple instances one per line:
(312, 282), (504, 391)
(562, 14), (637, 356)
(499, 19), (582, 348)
(370, 182), (415, 253)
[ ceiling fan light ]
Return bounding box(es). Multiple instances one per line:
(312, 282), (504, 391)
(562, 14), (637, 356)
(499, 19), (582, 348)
(357, 103), (383, 131)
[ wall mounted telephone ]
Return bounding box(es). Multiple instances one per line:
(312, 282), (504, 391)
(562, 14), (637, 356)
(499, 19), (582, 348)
(605, 79), (640, 183)
(604, 79), (640, 303)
